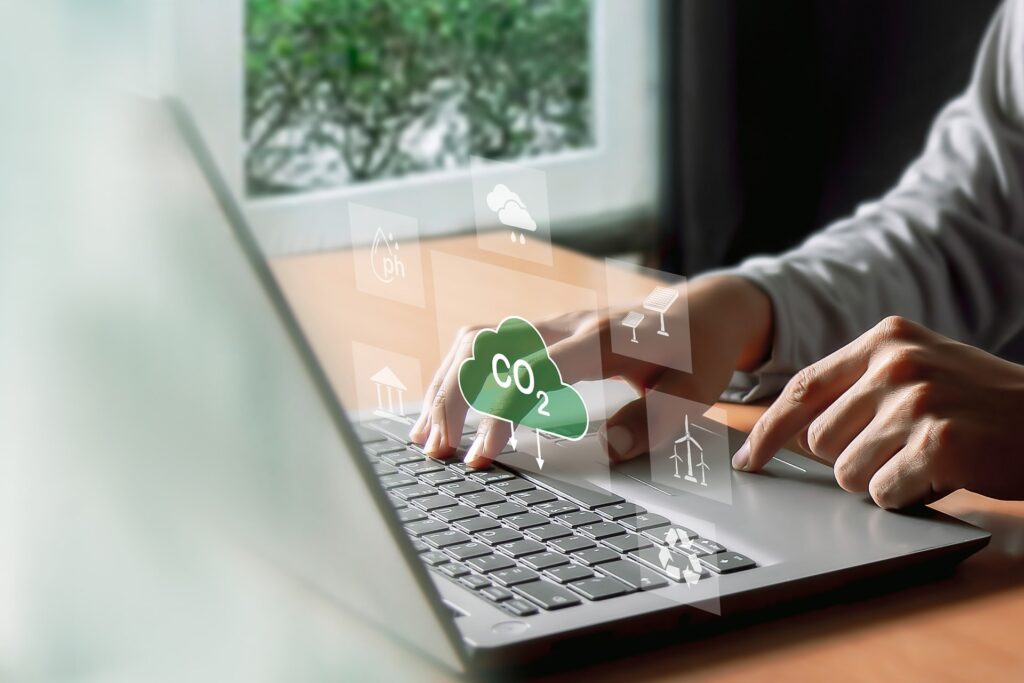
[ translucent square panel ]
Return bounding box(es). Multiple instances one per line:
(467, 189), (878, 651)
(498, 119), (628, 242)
(645, 392), (732, 505)
(349, 203), (426, 307)
(471, 157), (553, 265)
(351, 342), (424, 422)
(430, 250), (611, 487)
(603, 259), (691, 373)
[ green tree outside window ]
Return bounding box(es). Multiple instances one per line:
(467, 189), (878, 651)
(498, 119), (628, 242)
(245, 0), (593, 197)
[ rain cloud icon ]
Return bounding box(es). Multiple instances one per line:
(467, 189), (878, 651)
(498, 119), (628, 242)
(486, 184), (537, 243)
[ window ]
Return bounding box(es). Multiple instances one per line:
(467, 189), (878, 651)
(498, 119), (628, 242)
(172, 0), (659, 255)
(245, 0), (595, 197)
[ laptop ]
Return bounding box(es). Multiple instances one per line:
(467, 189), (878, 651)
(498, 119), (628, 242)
(169, 99), (989, 676)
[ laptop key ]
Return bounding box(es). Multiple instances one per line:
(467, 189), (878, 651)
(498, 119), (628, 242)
(413, 494), (459, 512)
(595, 502), (647, 521)
(438, 481), (485, 497)
(619, 513), (670, 533)
(689, 538), (727, 556)
(534, 501), (580, 517)
(388, 494), (407, 509)
(469, 469), (516, 484)
(446, 542), (492, 561)
(421, 551), (449, 566)
(491, 567), (541, 587)
(510, 489), (558, 507)
(570, 547), (620, 566)
(700, 551), (756, 574)
(558, 511), (603, 528)
(480, 586), (514, 603)
(381, 451), (423, 467)
(525, 524), (573, 542)
(481, 502), (527, 519)
(401, 460), (445, 476)
(454, 516), (501, 534)
(459, 574), (491, 590)
(422, 529), (471, 548)
(367, 418), (415, 444)
(597, 559), (669, 591)
(490, 479), (535, 496)
(498, 539), (547, 559)
(567, 576), (632, 601)
(366, 441), (407, 456)
(462, 491), (505, 508)
(405, 519), (448, 537)
(398, 508), (427, 523)
(372, 463), (397, 477)
(643, 525), (698, 545)
(466, 554), (516, 574)
(355, 423), (387, 443)
(438, 562), (470, 579)
(602, 533), (654, 554)
(521, 551), (570, 571)
(393, 484), (437, 501)
(421, 471), (464, 487)
(549, 536), (596, 554)
(502, 598), (538, 617)
(629, 546), (707, 582)
(380, 473), (417, 490)
(517, 471), (624, 510)
(513, 580), (581, 610)
(577, 522), (627, 541)
(545, 563), (595, 584)
(505, 513), (549, 531)
(476, 528), (523, 547)
(434, 505), (478, 523)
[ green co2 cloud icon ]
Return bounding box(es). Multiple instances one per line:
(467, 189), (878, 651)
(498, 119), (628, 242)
(458, 316), (589, 440)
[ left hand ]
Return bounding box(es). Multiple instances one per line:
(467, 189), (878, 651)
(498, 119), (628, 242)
(732, 316), (1024, 509)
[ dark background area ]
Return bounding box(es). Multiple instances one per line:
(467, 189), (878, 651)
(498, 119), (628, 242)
(661, 0), (1003, 275)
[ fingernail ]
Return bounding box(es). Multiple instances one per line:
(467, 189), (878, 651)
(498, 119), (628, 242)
(464, 438), (486, 469)
(732, 441), (750, 470)
(604, 425), (634, 460)
(425, 423), (441, 455)
(409, 413), (427, 442)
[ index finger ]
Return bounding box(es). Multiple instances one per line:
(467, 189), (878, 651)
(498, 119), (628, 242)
(734, 337), (872, 472)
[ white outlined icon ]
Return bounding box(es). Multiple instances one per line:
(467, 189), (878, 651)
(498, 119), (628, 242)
(643, 286), (680, 337)
(659, 528), (703, 586)
(370, 228), (406, 284)
(621, 311), (645, 343)
(673, 414), (709, 486)
(486, 183), (537, 244)
(371, 366), (408, 419)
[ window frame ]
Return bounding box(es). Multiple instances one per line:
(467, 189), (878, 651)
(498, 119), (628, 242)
(171, 0), (660, 256)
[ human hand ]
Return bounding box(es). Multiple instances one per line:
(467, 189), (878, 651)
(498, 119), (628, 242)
(732, 316), (1024, 508)
(410, 275), (773, 468)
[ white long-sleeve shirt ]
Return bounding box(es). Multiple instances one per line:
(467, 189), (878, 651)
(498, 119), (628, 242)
(720, 0), (1024, 402)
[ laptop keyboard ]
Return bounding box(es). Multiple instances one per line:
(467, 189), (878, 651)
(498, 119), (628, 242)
(358, 419), (756, 618)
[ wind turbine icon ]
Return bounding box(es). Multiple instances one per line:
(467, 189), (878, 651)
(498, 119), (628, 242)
(672, 415), (709, 486)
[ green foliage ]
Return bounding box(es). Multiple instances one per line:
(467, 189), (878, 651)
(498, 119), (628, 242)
(245, 0), (593, 196)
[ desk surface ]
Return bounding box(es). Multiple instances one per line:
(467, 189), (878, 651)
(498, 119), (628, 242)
(271, 236), (1024, 681)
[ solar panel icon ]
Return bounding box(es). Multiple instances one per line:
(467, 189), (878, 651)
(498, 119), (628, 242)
(643, 286), (680, 337)
(621, 311), (645, 343)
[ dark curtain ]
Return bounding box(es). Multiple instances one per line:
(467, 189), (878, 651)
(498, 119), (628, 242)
(660, 0), (1003, 276)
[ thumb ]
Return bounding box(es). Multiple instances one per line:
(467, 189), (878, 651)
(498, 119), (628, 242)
(600, 378), (701, 462)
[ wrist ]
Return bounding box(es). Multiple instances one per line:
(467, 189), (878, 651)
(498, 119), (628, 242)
(688, 274), (774, 372)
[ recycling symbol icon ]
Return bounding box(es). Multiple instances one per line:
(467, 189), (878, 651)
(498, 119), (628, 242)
(658, 528), (703, 587)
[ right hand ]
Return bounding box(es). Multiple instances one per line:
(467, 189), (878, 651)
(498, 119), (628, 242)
(409, 275), (773, 468)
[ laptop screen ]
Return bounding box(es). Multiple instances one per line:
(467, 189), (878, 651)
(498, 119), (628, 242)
(172, 100), (467, 674)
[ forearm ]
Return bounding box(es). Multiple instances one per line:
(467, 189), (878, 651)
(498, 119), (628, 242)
(720, 0), (1024, 376)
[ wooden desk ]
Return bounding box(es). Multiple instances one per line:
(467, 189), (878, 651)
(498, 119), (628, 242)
(271, 236), (1024, 681)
